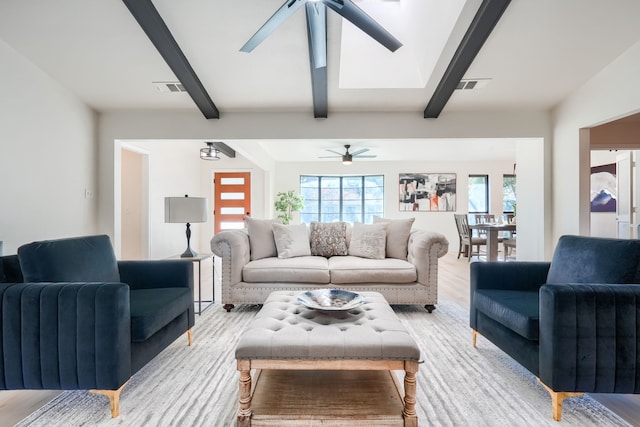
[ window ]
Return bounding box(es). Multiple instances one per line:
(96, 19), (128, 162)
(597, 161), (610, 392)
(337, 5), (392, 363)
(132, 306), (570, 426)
(468, 175), (489, 213)
(300, 175), (384, 223)
(503, 174), (516, 213)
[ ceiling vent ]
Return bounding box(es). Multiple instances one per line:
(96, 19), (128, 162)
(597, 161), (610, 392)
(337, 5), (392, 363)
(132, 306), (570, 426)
(456, 78), (491, 90)
(153, 81), (186, 93)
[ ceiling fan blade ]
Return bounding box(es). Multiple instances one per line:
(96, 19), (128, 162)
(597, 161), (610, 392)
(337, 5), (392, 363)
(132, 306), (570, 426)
(350, 148), (370, 156)
(353, 155), (377, 158)
(240, 0), (307, 52)
(324, 149), (344, 155)
(318, 155), (342, 158)
(321, 0), (402, 52)
(306, 3), (327, 68)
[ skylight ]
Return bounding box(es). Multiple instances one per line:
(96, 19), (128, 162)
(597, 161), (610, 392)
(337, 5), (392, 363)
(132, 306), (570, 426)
(339, 0), (467, 89)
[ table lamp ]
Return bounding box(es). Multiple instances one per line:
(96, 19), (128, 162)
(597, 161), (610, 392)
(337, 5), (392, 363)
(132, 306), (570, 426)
(164, 195), (208, 257)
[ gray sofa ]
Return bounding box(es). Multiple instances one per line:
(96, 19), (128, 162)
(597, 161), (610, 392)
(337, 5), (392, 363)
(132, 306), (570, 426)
(210, 218), (449, 312)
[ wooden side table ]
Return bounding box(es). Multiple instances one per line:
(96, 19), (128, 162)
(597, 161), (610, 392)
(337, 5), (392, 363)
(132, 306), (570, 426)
(167, 253), (214, 315)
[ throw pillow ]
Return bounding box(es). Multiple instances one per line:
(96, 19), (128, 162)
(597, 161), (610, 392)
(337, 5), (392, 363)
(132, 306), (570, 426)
(245, 217), (281, 260)
(273, 223), (311, 259)
(373, 216), (415, 260)
(348, 222), (387, 259)
(309, 222), (348, 257)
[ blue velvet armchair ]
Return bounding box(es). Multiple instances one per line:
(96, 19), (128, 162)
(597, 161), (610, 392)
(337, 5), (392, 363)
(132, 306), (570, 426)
(470, 235), (640, 421)
(0, 235), (195, 417)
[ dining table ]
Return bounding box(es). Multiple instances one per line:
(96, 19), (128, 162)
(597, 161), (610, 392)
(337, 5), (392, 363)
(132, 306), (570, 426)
(468, 223), (517, 261)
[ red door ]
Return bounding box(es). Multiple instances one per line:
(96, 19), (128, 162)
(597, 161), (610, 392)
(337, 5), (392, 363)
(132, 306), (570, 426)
(213, 172), (251, 234)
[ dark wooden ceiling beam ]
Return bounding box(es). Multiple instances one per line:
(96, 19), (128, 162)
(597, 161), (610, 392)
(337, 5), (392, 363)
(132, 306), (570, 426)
(306, 3), (328, 118)
(210, 141), (236, 158)
(122, 0), (220, 119)
(424, 0), (511, 118)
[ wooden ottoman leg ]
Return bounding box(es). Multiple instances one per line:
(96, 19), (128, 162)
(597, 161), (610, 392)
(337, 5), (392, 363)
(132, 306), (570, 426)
(403, 360), (419, 427)
(237, 360), (252, 427)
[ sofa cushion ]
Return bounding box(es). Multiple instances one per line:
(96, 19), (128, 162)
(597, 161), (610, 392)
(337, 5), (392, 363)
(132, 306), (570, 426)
(129, 287), (192, 342)
(547, 235), (640, 285)
(348, 222), (387, 260)
(246, 217), (281, 261)
(17, 235), (120, 283)
(273, 223), (311, 258)
(329, 256), (417, 284)
(309, 222), (348, 257)
(373, 216), (415, 260)
(243, 256), (330, 284)
(474, 289), (539, 341)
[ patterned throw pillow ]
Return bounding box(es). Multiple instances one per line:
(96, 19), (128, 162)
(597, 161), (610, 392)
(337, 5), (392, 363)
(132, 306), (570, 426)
(309, 222), (348, 257)
(348, 222), (387, 259)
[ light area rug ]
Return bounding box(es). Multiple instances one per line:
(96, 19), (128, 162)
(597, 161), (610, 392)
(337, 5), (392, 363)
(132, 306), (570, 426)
(16, 299), (630, 427)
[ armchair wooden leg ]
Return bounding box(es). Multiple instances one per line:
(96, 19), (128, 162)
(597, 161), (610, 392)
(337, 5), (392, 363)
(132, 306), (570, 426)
(472, 329), (480, 348)
(90, 381), (128, 418)
(187, 328), (193, 346)
(538, 379), (583, 421)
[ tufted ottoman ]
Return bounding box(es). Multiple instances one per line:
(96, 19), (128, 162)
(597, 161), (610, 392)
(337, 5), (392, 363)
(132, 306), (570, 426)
(235, 290), (421, 426)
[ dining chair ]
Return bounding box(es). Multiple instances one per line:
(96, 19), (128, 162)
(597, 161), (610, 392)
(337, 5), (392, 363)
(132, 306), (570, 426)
(474, 214), (496, 224)
(473, 214), (494, 239)
(454, 214), (487, 262)
(503, 237), (516, 260)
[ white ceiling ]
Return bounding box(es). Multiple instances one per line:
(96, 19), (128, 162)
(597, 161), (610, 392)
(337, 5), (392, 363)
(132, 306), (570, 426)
(1, 0), (639, 161)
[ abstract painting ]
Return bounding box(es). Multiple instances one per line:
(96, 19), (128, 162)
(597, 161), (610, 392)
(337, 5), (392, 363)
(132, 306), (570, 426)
(590, 163), (616, 212)
(399, 173), (456, 212)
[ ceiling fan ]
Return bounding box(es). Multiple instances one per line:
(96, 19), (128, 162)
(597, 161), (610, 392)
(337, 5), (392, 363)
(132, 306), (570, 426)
(240, 0), (402, 68)
(319, 144), (377, 165)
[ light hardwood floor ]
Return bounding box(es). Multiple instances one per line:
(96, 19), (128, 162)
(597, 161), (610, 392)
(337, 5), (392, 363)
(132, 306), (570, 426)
(0, 253), (638, 426)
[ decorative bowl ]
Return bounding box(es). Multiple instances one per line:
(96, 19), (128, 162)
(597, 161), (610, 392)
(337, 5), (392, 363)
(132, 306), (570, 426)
(297, 289), (365, 311)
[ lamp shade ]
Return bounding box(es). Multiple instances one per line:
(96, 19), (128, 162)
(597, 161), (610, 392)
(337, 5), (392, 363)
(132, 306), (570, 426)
(164, 196), (208, 223)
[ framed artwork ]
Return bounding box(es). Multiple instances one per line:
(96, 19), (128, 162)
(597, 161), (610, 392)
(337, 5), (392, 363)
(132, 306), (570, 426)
(399, 173), (456, 212)
(590, 163), (616, 212)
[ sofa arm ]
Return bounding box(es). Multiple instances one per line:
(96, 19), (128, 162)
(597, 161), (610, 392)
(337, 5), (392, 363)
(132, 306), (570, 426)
(211, 230), (250, 291)
(407, 230), (448, 286)
(0, 282), (131, 391)
(539, 283), (640, 393)
(118, 260), (193, 291)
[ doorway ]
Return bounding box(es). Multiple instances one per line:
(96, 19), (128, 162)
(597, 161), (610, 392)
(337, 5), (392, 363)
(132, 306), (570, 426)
(587, 112), (640, 238)
(120, 146), (149, 259)
(213, 172), (251, 234)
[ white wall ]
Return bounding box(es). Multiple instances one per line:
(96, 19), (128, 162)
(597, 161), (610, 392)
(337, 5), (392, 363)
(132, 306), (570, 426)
(115, 140), (264, 259)
(552, 40), (640, 244)
(0, 38), (97, 254)
(99, 110), (551, 259)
